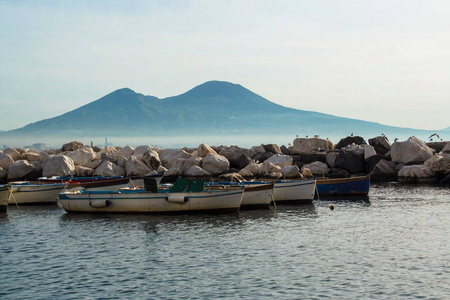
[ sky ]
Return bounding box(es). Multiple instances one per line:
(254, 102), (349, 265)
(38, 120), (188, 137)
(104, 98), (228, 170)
(1, 0), (449, 131)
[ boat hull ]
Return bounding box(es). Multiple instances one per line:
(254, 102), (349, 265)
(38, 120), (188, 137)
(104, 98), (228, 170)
(0, 185), (9, 213)
(59, 189), (244, 213)
(9, 183), (66, 204)
(316, 176), (370, 197)
(207, 179), (316, 204)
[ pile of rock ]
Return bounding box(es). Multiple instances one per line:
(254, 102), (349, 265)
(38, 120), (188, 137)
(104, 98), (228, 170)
(0, 136), (449, 185)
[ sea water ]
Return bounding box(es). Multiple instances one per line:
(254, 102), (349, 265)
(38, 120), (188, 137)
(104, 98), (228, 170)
(0, 183), (449, 299)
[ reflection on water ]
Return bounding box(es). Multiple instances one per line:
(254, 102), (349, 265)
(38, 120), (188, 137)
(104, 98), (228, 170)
(0, 185), (449, 299)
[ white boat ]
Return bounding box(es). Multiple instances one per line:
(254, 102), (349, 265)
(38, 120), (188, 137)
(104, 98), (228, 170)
(8, 182), (67, 205)
(59, 189), (244, 213)
(206, 179), (316, 204)
(206, 182), (274, 209)
(0, 184), (9, 213)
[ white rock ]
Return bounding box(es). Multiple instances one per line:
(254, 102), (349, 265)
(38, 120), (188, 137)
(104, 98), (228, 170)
(201, 153), (230, 175)
(184, 166), (212, 176)
(118, 145), (135, 157)
(93, 161), (125, 177)
(134, 145), (153, 156)
(103, 145), (118, 154)
(125, 156), (152, 176)
(239, 162), (262, 177)
(302, 168), (313, 178)
(281, 165), (300, 178)
(42, 155), (76, 177)
(398, 165), (435, 178)
(263, 154), (293, 168)
(0, 153), (14, 170)
(302, 161), (329, 175)
(3, 148), (22, 161)
(391, 136), (434, 164)
(40, 152), (50, 162)
(260, 162), (282, 176)
(157, 166), (168, 173)
(180, 156), (203, 173)
(67, 148), (96, 165)
(424, 154), (443, 168)
(291, 138), (334, 155)
(117, 155), (127, 168)
(159, 149), (191, 169)
(7, 160), (35, 180)
(197, 143), (217, 157)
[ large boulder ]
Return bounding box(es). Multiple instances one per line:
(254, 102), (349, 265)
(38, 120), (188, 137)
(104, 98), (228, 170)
(42, 155), (76, 177)
(134, 145), (154, 156)
(61, 141), (84, 152)
(3, 148), (22, 161)
(363, 144), (377, 160)
(7, 160), (35, 180)
(164, 167), (183, 178)
(118, 145), (135, 157)
(398, 165), (435, 180)
(219, 147), (247, 168)
(325, 151), (340, 168)
(302, 161), (329, 176)
(184, 166), (212, 177)
(368, 136), (391, 156)
(0, 153), (14, 170)
(159, 149), (191, 169)
(391, 136), (434, 164)
(201, 153), (230, 175)
(366, 154), (386, 173)
(260, 162), (282, 176)
(197, 143), (217, 157)
(93, 161), (125, 177)
(263, 144), (282, 155)
(335, 136), (366, 149)
(67, 147), (96, 165)
(252, 151), (274, 164)
(281, 165), (301, 178)
(290, 138), (333, 155)
(23, 151), (41, 162)
(370, 159), (397, 182)
(238, 154), (252, 169)
(125, 156), (153, 176)
(431, 156), (450, 174)
(334, 148), (365, 174)
(83, 160), (102, 169)
(442, 143), (450, 155)
(263, 154), (293, 168)
(238, 162), (262, 178)
(75, 166), (95, 177)
(426, 142), (447, 153)
(143, 149), (161, 170)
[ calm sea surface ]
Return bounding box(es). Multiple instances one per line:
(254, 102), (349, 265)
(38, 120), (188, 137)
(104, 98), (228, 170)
(1, 184), (449, 299)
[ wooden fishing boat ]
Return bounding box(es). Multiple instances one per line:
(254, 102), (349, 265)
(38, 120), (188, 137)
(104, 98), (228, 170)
(315, 175), (370, 197)
(206, 179), (316, 204)
(59, 177), (244, 214)
(0, 184), (9, 213)
(38, 172), (164, 189)
(205, 182), (274, 209)
(8, 182), (67, 205)
(65, 173), (164, 191)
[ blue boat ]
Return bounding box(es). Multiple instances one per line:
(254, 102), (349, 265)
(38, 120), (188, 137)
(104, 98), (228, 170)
(315, 175), (370, 197)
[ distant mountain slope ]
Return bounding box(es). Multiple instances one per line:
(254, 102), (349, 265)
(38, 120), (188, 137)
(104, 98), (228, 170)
(1, 81), (446, 144)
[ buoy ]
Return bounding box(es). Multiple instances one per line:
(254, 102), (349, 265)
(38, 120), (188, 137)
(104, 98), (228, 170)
(330, 204), (335, 210)
(90, 200), (111, 207)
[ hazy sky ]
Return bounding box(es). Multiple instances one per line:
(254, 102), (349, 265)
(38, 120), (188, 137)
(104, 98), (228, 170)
(1, 0), (449, 131)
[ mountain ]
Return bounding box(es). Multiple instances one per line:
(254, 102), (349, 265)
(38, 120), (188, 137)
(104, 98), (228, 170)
(0, 81), (446, 147)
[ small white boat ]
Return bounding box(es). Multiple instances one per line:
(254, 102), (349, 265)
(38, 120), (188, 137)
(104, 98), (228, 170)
(206, 179), (316, 204)
(8, 182), (67, 205)
(206, 182), (274, 209)
(0, 184), (9, 212)
(59, 178), (244, 214)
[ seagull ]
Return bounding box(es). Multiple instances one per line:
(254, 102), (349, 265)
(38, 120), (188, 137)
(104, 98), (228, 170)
(350, 132), (354, 137)
(296, 134), (299, 137)
(394, 138), (399, 142)
(314, 135), (319, 138)
(428, 133), (440, 141)
(305, 135), (309, 138)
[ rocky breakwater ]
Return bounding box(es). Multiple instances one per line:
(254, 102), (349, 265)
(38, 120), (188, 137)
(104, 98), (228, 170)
(0, 137), (449, 185)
